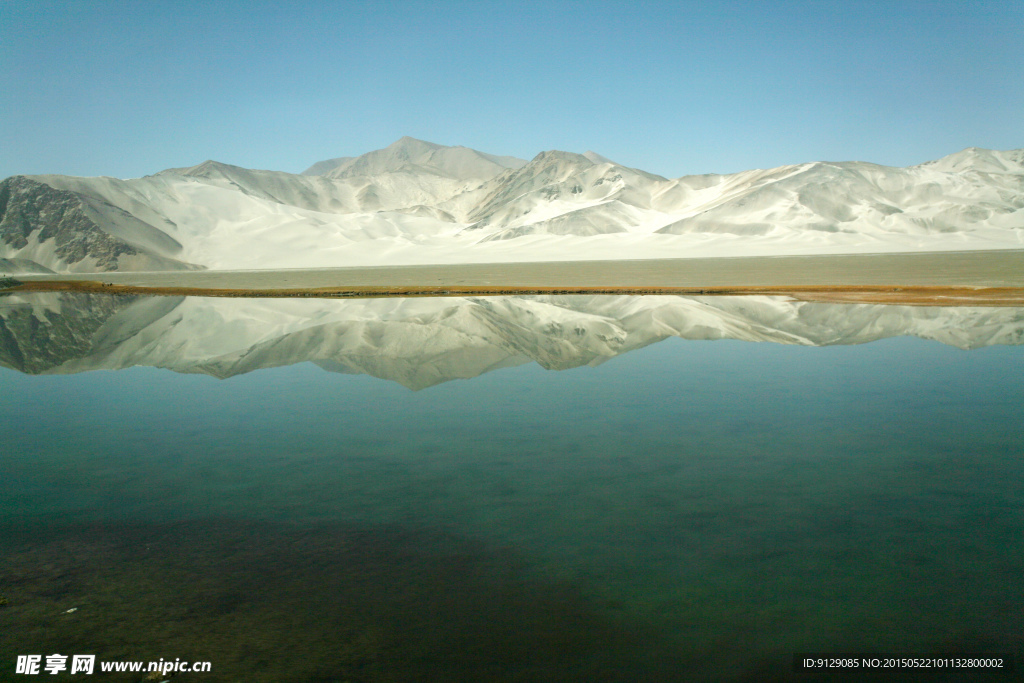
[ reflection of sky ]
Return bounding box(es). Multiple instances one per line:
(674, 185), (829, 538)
(3, 336), (1023, 660)
(2, 2), (1021, 179)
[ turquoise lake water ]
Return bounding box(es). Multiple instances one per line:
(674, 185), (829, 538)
(1, 294), (1022, 681)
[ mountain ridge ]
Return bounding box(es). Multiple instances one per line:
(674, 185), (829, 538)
(1, 139), (1022, 274)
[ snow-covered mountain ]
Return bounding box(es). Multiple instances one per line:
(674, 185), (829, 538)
(1, 138), (1022, 274)
(2, 292), (1021, 388)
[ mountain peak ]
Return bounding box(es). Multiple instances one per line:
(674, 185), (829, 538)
(156, 159), (243, 178)
(306, 139), (526, 182)
(381, 137), (447, 160)
(389, 136), (443, 150)
(530, 150), (595, 166)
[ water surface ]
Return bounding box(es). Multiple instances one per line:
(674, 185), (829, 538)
(1, 294), (1022, 681)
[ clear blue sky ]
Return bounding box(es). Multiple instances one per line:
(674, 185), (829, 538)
(2, 0), (1021, 180)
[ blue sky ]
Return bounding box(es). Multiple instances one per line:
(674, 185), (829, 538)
(1, 0), (1021, 179)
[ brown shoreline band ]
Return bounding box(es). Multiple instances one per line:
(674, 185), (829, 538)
(3, 280), (1024, 306)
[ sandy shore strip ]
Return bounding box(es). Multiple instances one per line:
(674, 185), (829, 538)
(5, 250), (1024, 306)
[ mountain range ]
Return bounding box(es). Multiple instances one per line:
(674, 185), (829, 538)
(2, 292), (1021, 389)
(1, 137), (1022, 274)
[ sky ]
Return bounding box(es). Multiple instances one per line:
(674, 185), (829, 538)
(1, 0), (1022, 180)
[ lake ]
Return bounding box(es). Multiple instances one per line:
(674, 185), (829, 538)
(1, 292), (1022, 681)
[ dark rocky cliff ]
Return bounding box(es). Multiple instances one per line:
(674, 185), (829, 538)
(0, 176), (142, 271)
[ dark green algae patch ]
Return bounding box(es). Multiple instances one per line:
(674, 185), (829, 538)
(0, 519), (693, 683)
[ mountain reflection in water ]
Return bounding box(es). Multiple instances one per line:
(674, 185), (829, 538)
(1, 292), (1022, 387)
(2, 292), (1023, 681)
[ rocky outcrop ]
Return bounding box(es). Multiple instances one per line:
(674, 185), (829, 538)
(0, 176), (142, 271)
(0, 176), (203, 273)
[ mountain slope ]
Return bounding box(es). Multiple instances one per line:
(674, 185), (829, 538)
(1, 140), (1022, 273)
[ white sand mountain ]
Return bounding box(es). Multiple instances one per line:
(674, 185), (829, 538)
(2, 293), (1022, 388)
(1, 138), (1022, 273)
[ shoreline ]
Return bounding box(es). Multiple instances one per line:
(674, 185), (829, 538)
(5, 279), (1024, 306)
(5, 250), (1024, 306)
